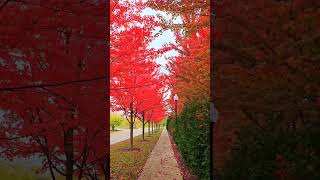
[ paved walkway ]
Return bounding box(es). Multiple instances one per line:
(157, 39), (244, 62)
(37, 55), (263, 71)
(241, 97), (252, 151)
(138, 129), (183, 180)
(110, 128), (151, 145)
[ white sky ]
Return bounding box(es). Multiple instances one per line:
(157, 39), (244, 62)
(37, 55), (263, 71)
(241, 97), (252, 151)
(140, 7), (182, 75)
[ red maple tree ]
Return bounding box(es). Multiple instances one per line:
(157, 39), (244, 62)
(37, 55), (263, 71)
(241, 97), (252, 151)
(110, 0), (168, 149)
(0, 1), (108, 179)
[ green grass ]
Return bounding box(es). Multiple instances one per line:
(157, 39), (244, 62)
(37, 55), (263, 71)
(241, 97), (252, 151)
(117, 120), (143, 129)
(0, 163), (72, 180)
(110, 129), (162, 180)
(0, 163), (49, 180)
(0, 161), (97, 180)
(110, 112), (143, 130)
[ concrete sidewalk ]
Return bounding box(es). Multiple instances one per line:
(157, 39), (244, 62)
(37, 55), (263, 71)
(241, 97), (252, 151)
(110, 128), (151, 145)
(138, 129), (183, 180)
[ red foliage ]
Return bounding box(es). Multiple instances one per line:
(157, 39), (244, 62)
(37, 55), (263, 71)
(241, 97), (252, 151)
(110, 0), (167, 125)
(0, 1), (108, 179)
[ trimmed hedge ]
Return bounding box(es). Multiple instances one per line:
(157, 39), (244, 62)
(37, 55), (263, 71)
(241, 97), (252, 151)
(216, 118), (320, 180)
(167, 100), (210, 179)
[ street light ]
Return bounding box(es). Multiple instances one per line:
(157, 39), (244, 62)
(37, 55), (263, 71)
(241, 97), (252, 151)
(174, 94), (178, 126)
(174, 94), (179, 101)
(210, 101), (218, 179)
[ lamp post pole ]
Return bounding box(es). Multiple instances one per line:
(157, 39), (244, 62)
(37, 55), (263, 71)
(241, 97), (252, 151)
(174, 94), (179, 127)
(175, 100), (177, 121)
(210, 102), (218, 180)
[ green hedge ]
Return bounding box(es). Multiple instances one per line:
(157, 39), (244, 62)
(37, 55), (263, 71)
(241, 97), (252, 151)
(216, 118), (320, 180)
(167, 100), (210, 179)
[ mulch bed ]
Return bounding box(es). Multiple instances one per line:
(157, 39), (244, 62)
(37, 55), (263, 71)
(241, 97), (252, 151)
(168, 132), (198, 180)
(121, 147), (141, 152)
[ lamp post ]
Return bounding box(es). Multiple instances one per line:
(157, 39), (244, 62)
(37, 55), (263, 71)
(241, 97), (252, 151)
(210, 101), (218, 180)
(174, 94), (179, 126)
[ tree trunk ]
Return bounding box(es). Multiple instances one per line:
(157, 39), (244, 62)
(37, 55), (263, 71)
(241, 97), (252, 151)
(64, 33), (74, 180)
(130, 121), (133, 149)
(142, 121), (145, 140)
(148, 121), (150, 137)
(39, 137), (56, 180)
(48, 159), (56, 180)
(64, 128), (74, 180)
(152, 123), (153, 134)
(130, 103), (134, 149)
(101, 160), (109, 180)
(142, 111), (145, 140)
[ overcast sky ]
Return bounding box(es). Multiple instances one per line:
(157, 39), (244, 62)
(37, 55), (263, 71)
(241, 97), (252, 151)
(141, 7), (182, 75)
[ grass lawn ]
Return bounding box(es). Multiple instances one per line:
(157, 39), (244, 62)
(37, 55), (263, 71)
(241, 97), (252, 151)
(0, 163), (50, 180)
(117, 120), (143, 129)
(0, 163), (73, 180)
(110, 129), (162, 180)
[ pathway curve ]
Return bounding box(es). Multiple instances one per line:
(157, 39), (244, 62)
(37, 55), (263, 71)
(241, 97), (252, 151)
(110, 128), (151, 145)
(138, 129), (183, 180)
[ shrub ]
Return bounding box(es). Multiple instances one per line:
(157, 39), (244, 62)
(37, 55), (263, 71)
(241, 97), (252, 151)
(167, 100), (210, 179)
(216, 118), (320, 180)
(110, 113), (123, 131)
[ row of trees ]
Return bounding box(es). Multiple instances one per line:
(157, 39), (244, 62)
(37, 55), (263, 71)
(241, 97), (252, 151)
(146, 1), (211, 179)
(146, 0), (210, 110)
(143, 0), (319, 179)
(110, 112), (162, 137)
(213, 0), (320, 179)
(110, 0), (168, 149)
(1, 1), (108, 179)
